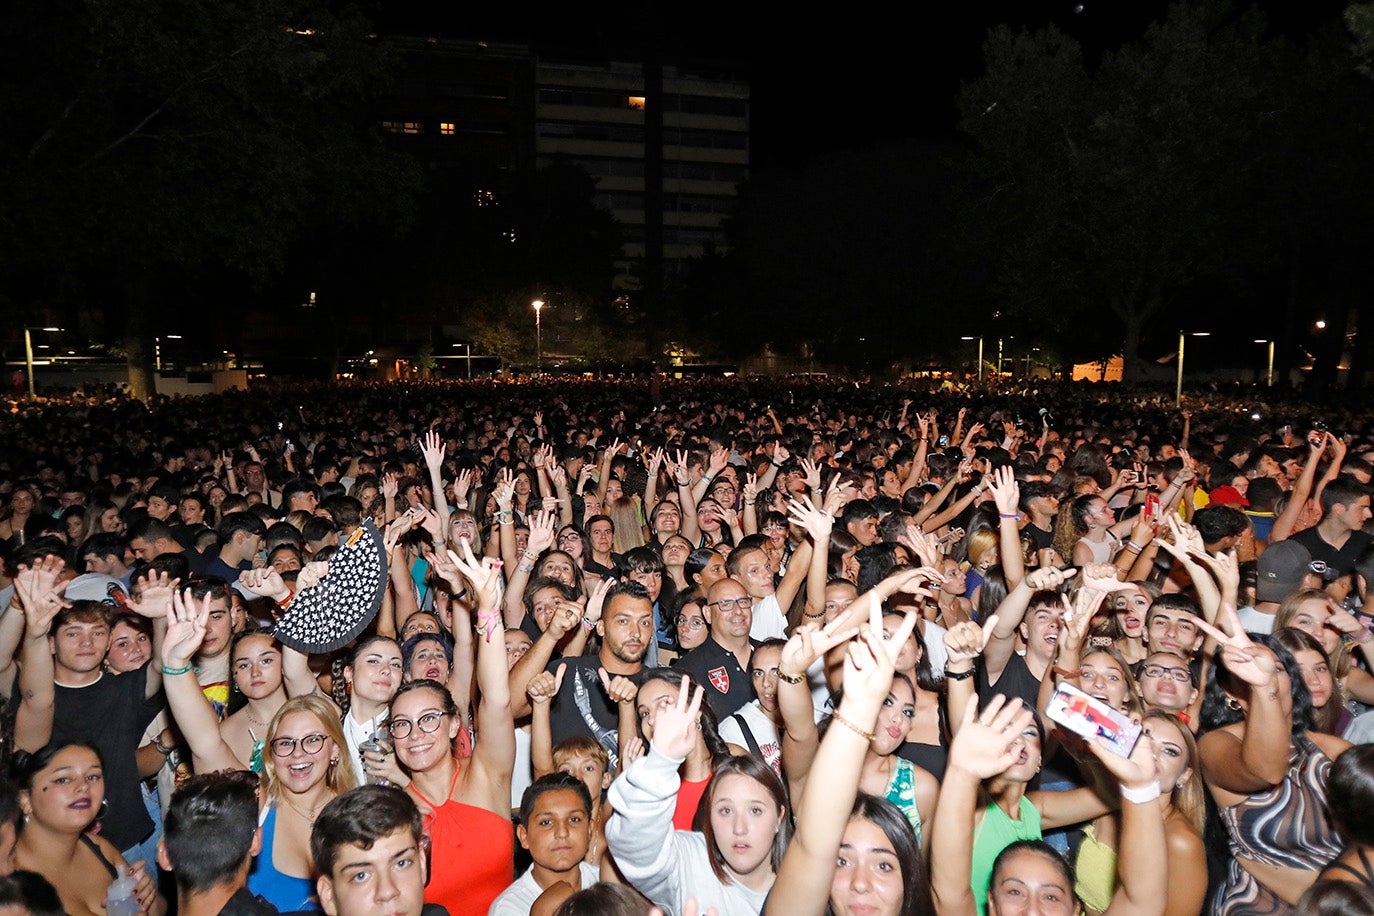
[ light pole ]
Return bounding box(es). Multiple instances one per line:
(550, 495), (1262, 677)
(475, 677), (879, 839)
(961, 336), (984, 381)
(1175, 330), (1210, 407)
(1253, 339), (1275, 387)
(154, 334), (182, 373)
(532, 299), (544, 372)
(23, 327), (62, 399)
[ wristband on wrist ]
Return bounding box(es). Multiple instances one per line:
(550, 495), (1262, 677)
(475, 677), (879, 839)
(944, 667), (976, 681)
(1053, 665), (1082, 679)
(1125, 541), (1144, 553)
(1354, 629), (1374, 645)
(274, 586), (294, 610)
(999, 512), (1019, 519)
(830, 711), (876, 741)
(161, 662), (194, 676)
(582, 616), (596, 632)
(454, 500), (469, 509)
(1120, 782), (1162, 805)
(777, 669), (805, 685)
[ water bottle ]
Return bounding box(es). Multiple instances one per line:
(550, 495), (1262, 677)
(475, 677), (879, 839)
(106, 865), (140, 916)
(358, 724), (392, 787)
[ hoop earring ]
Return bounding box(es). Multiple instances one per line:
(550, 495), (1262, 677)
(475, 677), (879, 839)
(1225, 696), (1241, 711)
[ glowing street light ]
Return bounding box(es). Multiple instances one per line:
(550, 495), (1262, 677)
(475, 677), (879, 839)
(532, 299), (545, 372)
(1253, 339), (1275, 387)
(961, 336), (984, 381)
(23, 327), (62, 399)
(1175, 330), (1210, 407)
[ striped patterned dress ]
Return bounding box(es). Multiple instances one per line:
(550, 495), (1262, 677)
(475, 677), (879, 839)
(1213, 736), (1342, 915)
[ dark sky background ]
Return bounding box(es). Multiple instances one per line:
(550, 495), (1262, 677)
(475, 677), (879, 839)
(368, 0), (1348, 169)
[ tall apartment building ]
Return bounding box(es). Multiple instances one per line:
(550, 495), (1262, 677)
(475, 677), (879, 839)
(378, 38), (750, 294)
(533, 59), (750, 292)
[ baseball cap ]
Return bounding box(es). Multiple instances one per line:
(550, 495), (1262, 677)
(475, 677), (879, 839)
(1209, 485), (1250, 508)
(1256, 540), (1312, 604)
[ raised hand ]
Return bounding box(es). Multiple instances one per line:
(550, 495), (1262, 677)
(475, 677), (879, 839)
(163, 588), (211, 670)
(383, 510), (420, 553)
(786, 496), (833, 542)
(1080, 562), (1130, 594)
(987, 466), (1020, 516)
(1192, 607), (1277, 687)
(708, 446), (729, 475)
(743, 473), (759, 505)
(296, 561), (330, 591)
(1087, 730), (1160, 792)
(598, 668), (638, 705)
(799, 457), (822, 491)
(842, 602), (917, 708)
(1024, 566), (1076, 591)
(772, 444), (790, 465)
(779, 618), (859, 683)
(947, 694), (1036, 780)
(447, 540), (504, 638)
(13, 557), (71, 638)
(527, 665), (565, 705)
(419, 429), (444, 470)
(417, 507), (446, 546)
(583, 576), (614, 627)
(238, 567), (288, 601)
(381, 472), (399, 501)
(621, 735), (645, 768)
(648, 676), (705, 761)
(452, 468), (474, 502)
(526, 510), (557, 554)
(423, 543), (464, 592)
(128, 570), (180, 619)
(944, 615), (998, 667)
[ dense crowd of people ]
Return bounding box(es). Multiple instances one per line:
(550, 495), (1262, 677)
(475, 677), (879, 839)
(0, 377), (1373, 916)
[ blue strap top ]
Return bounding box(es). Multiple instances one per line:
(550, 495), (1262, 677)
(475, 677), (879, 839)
(246, 804), (318, 911)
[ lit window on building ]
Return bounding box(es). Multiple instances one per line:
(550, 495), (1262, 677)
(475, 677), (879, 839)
(382, 121), (423, 134)
(382, 121), (403, 133)
(475, 189), (496, 207)
(627, 96), (646, 110)
(440, 122), (456, 135)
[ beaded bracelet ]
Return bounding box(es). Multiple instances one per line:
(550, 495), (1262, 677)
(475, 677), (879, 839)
(830, 711), (876, 741)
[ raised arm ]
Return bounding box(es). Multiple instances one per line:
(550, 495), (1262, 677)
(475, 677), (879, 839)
(528, 665), (564, 779)
(930, 697), (1036, 916)
(1271, 433), (1329, 543)
(777, 619), (857, 802)
(1196, 608), (1292, 793)
(420, 429), (451, 539)
(162, 590), (244, 772)
(986, 467), (1025, 589)
(1094, 736), (1167, 916)
(983, 567), (1075, 681)
(13, 558), (67, 753)
(767, 609), (917, 916)
(449, 543), (515, 815)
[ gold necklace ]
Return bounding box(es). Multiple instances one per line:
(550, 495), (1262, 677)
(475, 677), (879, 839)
(282, 792), (331, 823)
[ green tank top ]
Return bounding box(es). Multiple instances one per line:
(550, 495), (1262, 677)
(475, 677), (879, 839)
(971, 796), (1042, 914)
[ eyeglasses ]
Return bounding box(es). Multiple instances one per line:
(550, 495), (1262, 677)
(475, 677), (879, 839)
(558, 532), (581, 543)
(1140, 664), (1192, 683)
(762, 523), (786, 532)
(389, 711), (446, 740)
(676, 615), (706, 630)
(711, 596), (755, 612)
(270, 734), (329, 757)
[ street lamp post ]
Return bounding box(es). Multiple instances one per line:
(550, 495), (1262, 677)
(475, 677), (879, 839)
(23, 327), (62, 399)
(532, 299), (544, 372)
(1254, 339), (1275, 387)
(154, 334), (182, 373)
(961, 336), (984, 381)
(1175, 330), (1210, 407)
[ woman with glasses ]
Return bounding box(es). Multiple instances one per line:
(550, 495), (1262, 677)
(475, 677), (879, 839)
(247, 695), (354, 910)
(389, 547), (515, 916)
(662, 588), (708, 666)
(1135, 652), (1201, 728)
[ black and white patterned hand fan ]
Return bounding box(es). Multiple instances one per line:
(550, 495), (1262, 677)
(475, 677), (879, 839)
(274, 519), (389, 653)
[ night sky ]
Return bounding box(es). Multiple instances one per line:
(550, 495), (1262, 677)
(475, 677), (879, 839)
(367, 0), (1342, 168)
